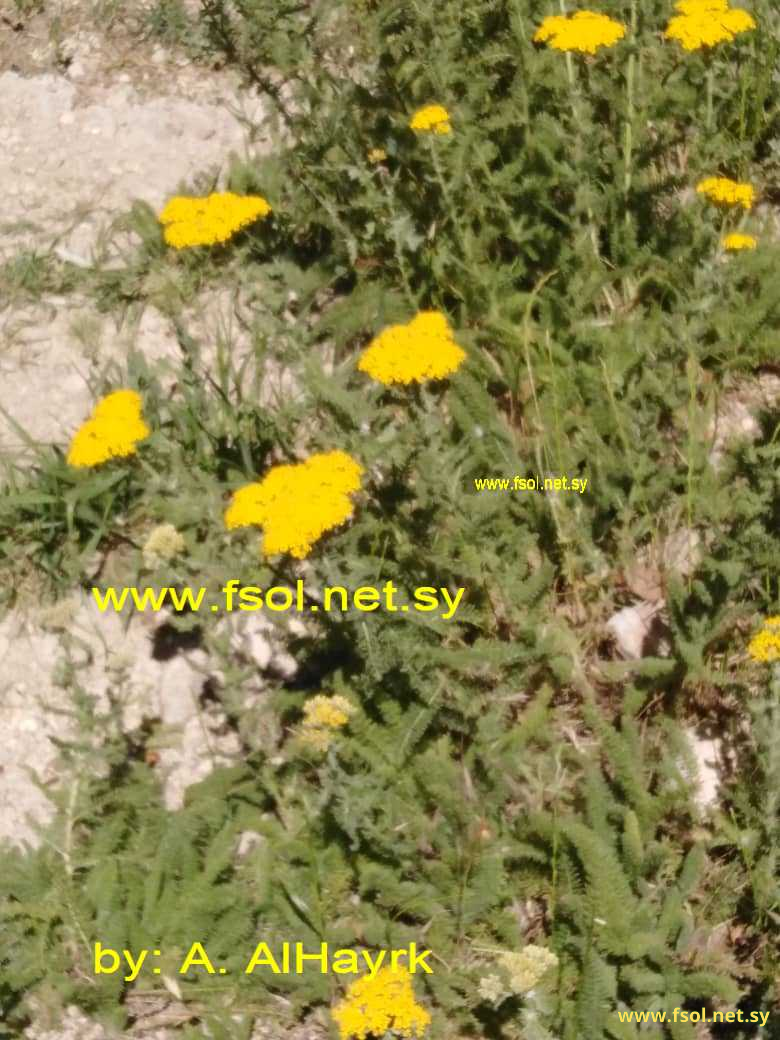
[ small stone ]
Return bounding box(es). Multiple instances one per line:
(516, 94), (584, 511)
(682, 728), (721, 813)
(59, 111), (75, 126)
(606, 603), (663, 660)
(662, 528), (702, 577)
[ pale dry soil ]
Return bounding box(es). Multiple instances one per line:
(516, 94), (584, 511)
(0, 0), (273, 817)
(0, 6), (325, 1037)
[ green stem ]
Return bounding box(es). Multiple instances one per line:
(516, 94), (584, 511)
(427, 136), (469, 264)
(559, 2), (600, 260)
(623, 2), (637, 224)
(706, 63), (714, 133)
(382, 171), (418, 310)
(763, 665), (780, 883)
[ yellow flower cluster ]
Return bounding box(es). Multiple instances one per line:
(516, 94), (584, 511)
(142, 523), (186, 567)
(224, 450), (364, 559)
(696, 176), (754, 210)
(358, 311), (466, 386)
(299, 694), (356, 752)
(367, 148), (387, 163)
(497, 945), (559, 994)
(332, 967), (431, 1040)
(67, 389), (150, 468)
(664, 0), (755, 51)
(408, 104), (452, 134)
(722, 232), (757, 251)
(159, 192), (272, 249)
(533, 11), (627, 54)
(747, 616), (780, 663)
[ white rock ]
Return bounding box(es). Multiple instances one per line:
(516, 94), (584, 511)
(0, 594), (239, 848)
(606, 602), (662, 660)
(683, 728), (721, 813)
(709, 374), (780, 469)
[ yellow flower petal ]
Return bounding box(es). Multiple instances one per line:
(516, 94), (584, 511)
(224, 451), (363, 559)
(67, 389), (150, 468)
(357, 310), (466, 386)
(748, 616), (780, 662)
(696, 176), (755, 209)
(533, 10), (626, 54)
(664, 4), (755, 50)
(159, 192), (271, 249)
(332, 967), (431, 1040)
(409, 104), (452, 134)
(722, 232), (757, 251)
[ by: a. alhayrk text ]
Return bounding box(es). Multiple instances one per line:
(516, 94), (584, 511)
(94, 941), (434, 981)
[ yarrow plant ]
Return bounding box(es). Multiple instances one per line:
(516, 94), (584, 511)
(497, 944), (559, 994)
(297, 694), (356, 752)
(476, 975), (504, 1003)
(141, 523), (187, 567)
(66, 389), (150, 468)
(357, 311), (466, 386)
(331, 967), (431, 1040)
(532, 11), (627, 54)
(5, 0), (780, 1035)
(722, 232), (758, 250)
(158, 192), (272, 248)
(408, 104), (452, 135)
(223, 450), (364, 559)
(695, 176), (755, 209)
(477, 944), (559, 1004)
(747, 616), (780, 663)
(663, 0), (756, 51)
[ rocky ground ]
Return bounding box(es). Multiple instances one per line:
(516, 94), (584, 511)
(0, 0), (274, 836)
(0, 4), (325, 1036)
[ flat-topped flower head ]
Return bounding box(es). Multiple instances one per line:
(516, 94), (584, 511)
(409, 104), (451, 134)
(477, 975), (505, 1003)
(498, 944), (559, 994)
(303, 694), (355, 730)
(67, 388), (150, 468)
(142, 523), (186, 567)
(224, 450), (363, 559)
(747, 616), (780, 662)
(723, 232), (757, 251)
(332, 966), (431, 1040)
(696, 176), (754, 209)
(664, 1), (756, 50)
(159, 192), (271, 249)
(533, 11), (626, 54)
(299, 694), (356, 752)
(358, 310), (466, 386)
